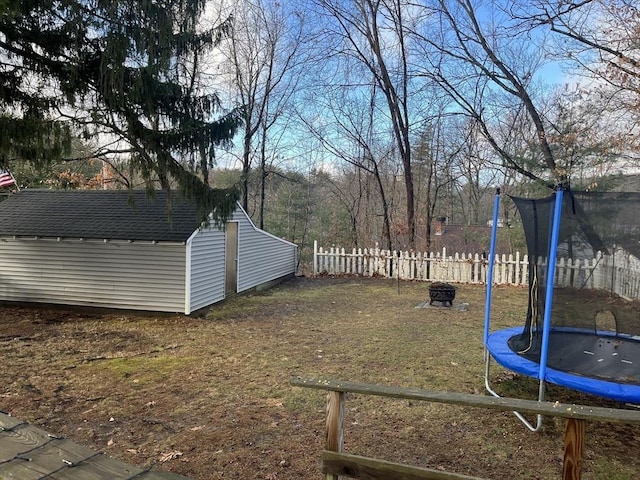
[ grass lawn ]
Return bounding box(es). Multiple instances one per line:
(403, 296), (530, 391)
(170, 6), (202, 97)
(1, 276), (639, 479)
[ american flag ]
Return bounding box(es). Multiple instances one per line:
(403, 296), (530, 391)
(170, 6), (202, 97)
(0, 169), (16, 188)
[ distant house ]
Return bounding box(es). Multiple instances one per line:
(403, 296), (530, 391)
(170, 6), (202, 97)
(412, 217), (513, 255)
(0, 190), (297, 314)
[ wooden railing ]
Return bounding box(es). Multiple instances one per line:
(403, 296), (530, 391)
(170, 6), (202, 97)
(291, 377), (640, 480)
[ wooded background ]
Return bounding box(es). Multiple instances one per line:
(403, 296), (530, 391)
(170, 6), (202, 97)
(2, 1), (639, 269)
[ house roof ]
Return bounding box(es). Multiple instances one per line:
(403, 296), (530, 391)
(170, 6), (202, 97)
(413, 223), (513, 255)
(428, 225), (494, 254)
(0, 190), (203, 242)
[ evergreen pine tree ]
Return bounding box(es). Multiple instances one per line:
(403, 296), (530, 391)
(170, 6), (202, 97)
(0, 0), (242, 224)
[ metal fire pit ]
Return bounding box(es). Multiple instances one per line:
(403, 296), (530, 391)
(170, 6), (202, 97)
(428, 282), (457, 306)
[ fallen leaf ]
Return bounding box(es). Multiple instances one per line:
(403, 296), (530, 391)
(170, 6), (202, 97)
(159, 451), (183, 463)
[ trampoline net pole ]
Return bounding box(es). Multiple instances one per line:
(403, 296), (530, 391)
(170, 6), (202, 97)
(538, 188), (565, 384)
(483, 188), (501, 347)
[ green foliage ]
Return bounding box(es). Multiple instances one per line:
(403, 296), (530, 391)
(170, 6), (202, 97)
(90, 356), (193, 387)
(262, 169), (312, 243)
(259, 169), (352, 248)
(12, 158), (103, 189)
(0, 0), (242, 223)
(211, 165), (357, 269)
(0, 117), (73, 168)
(212, 168), (243, 190)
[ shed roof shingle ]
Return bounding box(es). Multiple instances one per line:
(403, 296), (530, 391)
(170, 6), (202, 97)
(0, 190), (203, 242)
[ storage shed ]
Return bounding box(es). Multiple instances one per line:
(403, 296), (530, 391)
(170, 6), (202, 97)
(0, 190), (297, 314)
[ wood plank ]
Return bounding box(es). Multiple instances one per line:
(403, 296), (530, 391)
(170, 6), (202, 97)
(291, 377), (640, 424)
(562, 418), (586, 480)
(325, 391), (345, 480)
(322, 451), (488, 480)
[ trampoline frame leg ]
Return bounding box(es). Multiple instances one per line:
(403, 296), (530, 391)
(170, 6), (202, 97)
(484, 349), (544, 432)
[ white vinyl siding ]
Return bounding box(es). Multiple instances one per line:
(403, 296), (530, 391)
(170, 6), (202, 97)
(234, 209), (297, 293)
(0, 238), (186, 312)
(0, 205), (296, 314)
(187, 227), (226, 313)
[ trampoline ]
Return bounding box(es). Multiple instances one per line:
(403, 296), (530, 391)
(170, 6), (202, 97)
(487, 326), (640, 403)
(483, 187), (640, 429)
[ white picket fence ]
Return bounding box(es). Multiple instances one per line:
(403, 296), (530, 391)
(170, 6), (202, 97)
(313, 241), (524, 285)
(312, 241), (640, 300)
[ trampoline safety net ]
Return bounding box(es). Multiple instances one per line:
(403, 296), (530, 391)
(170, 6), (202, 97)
(508, 190), (640, 385)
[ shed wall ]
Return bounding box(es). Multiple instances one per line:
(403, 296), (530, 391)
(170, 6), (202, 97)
(187, 227), (226, 313)
(235, 209), (297, 293)
(0, 238), (186, 312)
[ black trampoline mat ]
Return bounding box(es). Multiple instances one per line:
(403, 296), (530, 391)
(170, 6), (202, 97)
(518, 331), (640, 385)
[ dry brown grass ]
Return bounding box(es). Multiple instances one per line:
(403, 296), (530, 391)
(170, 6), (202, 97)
(1, 276), (639, 479)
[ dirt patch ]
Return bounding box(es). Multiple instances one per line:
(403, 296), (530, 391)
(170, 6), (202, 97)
(1, 277), (639, 479)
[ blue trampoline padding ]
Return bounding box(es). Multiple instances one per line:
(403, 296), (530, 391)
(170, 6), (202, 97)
(486, 326), (640, 403)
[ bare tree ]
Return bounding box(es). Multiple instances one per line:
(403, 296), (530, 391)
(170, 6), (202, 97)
(220, 0), (308, 216)
(322, 166), (370, 247)
(413, 111), (470, 250)
(299, 77), (396, 250)
(315, 0), (420, 247)
(526, 0), (640, 158)
(411, 0), (564, 188)
(452, 116), (500, 225)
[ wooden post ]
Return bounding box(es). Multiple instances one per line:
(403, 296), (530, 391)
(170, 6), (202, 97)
(325, 390), (345, 480)
(563, 418), (585, 480)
